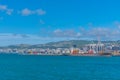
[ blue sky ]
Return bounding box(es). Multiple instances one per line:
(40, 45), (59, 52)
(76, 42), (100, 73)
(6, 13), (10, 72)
(0, 0), (120, 46)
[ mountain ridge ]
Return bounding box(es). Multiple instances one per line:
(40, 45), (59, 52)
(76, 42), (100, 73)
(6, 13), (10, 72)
(1, 40), (120, 49)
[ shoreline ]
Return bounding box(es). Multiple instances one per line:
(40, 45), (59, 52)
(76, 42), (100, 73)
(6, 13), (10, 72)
(1, 53), (120, 57)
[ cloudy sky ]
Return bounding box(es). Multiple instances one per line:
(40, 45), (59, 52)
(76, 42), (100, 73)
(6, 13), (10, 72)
(0, 0), (120, 46)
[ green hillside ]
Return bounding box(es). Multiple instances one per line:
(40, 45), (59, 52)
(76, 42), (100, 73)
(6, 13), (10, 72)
(1, 40), (120, 49)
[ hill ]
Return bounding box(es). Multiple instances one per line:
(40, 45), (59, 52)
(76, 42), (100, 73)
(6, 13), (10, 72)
(1, 40), (120, 49)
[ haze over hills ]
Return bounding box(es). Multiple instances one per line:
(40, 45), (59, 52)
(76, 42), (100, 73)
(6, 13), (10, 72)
(1, 40), (120, 49)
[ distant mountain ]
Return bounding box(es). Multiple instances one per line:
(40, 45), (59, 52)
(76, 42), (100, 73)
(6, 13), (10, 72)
(1, 40), (120, 49)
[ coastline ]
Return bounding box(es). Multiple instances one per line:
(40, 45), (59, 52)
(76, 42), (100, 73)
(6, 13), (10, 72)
(1, 52), (120, 57)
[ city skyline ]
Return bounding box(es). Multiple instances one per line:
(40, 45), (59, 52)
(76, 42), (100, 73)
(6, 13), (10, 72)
(0, 0), (120, 46)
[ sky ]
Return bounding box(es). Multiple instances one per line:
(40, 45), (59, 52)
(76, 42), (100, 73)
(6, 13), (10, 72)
(0, 0), (120, 46)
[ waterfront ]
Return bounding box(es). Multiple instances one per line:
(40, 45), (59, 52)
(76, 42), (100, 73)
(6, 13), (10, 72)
(1, 41), (120, 56)
(0, 54), (120, 80)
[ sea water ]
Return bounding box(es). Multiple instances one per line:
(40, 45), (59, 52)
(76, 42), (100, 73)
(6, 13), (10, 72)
(0, 54), (120, 80)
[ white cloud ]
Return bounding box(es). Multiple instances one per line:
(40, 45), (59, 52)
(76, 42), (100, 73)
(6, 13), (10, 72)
(76, 33), (81, 37)
(6, 9), (13, 15)
(51, 24), (120, 40)
(78, 27), (120, 40)
(114, 21), (120, 29)
(1, 26), (120, 46)
(0, 4), (46, 16)
(0, 5), (7, 10)
(0, 4), (13, 15)
(20, 8), (46, 16)
(36, 9), (46, 15)
(20, 8), (33, 16)
(53, 29), (79, 37)
(0, 33), (74, 46)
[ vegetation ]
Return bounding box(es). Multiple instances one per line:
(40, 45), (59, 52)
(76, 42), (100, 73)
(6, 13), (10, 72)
(1, 40), (120, 49)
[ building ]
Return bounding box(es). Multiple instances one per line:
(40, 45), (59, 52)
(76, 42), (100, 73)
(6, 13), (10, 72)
(86, 43), (105, 54)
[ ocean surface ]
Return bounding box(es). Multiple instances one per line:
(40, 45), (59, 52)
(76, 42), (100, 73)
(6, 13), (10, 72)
(0, 54), (120, 80)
